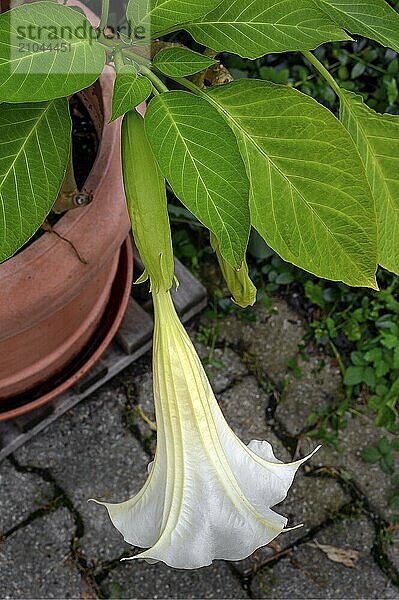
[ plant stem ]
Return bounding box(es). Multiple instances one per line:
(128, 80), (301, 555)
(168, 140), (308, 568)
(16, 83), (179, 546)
(114, 50), (124, 73)
(99, 0), (110, 32)
(52, 151), (78, 214)
(329, 339), (346, 378)
(120, 48), (168, 92)
(172, 76), (204, 96)
(301, 51), (342, 97)
(122, 47), (151, 66)
(139, 65), (168, 93)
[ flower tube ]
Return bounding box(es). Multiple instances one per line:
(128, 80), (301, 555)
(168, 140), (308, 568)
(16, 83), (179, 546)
(94, 289), (318, 569)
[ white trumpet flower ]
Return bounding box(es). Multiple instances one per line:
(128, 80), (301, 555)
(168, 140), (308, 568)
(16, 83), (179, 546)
(94, 290), (318, 569)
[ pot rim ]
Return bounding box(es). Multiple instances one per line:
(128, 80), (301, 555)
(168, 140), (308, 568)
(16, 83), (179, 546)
(0, 236), (133, 421)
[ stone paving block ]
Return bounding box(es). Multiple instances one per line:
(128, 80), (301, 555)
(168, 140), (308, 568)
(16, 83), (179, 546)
(218, 376), (287, 456)
(275, 472), (351, 548)
(102, 559), (248, 599)
(230, 470), (350, 573)
(0, 458), (52, 534)
(0, 508), (87, 599)
(275, 355), (342, 436)
(128, 371), (156, 446)
(301, 414), (399, 522)
(194, 342), (248, 393)
(251, 516), (398, 599)
(387, 537), (399, 570)
(14, 387), (149, 563)
(219, 378), (347, 568)
(215, 299), (305, 385)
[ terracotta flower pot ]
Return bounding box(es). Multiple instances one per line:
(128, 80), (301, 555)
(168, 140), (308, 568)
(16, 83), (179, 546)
(0, 8), (133, 412)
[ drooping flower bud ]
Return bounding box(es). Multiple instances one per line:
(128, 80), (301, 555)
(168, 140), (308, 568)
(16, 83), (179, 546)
(211, 233), (257, 308)
(122, 109), (174, 292)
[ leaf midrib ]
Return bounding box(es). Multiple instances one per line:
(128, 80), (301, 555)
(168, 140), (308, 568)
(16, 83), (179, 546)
(191, 19), (329, 29)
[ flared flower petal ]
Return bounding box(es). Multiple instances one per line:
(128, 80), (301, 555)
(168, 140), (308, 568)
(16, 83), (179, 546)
(94, 290), (318, 569)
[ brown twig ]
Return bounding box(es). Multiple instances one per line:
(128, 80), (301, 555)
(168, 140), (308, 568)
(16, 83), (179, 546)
(41, 220), (88, 264)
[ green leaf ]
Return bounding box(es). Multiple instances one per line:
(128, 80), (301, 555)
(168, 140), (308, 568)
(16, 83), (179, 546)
(381, 334), (398, 349)
(0, 99), (71, 262)
(364, 348), (382, 363)
(360, 446), (381, 463)
(0, 2), (105, 103)
(344, 366), (365, 385)
(111, 66), (152, 122)
(375, 361), (390, 378)
(350, 62), (366, 79)
(208, 80), (378, 287)
(378, 436), (391, 456)
(351, 351), (368, 366)
(127, 0), (222, 39)
(317, 0), (399, 52)
(386, 77), (398, 107)
(363, 366), (376, 388)
(376, 404), (397, 430)
(380, 454), (394, 474)
(339, 90), (399, 275)
(388, 494), (399, 510)
(186, 0), (349, 60)
(145, 91), (250, 268)
(304, 281), (326, 308)
(153, 47), (217, 77)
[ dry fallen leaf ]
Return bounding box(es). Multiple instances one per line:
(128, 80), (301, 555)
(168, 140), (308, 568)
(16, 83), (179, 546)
(309, 541), (360, 568)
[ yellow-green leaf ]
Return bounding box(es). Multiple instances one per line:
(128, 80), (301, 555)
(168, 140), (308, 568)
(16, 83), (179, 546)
(145, 91), (250, 269)
(317, 0), (399, 51)
(127, 0), (222, 39)
(208, 80), (377, 288)
(186, 0), (349, 59)
(111, 66), (152, 122)
(0, 2), (105, 103)
(153, 47), (217, 77)
(0, 99), (71, 262)
(339, 89), (399, 274)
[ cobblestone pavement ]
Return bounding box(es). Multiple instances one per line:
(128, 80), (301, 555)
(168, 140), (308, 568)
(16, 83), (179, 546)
(1, 297), (399, 599)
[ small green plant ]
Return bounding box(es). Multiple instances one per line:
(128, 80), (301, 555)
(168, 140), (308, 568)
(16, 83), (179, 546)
(109, 582), (126, 599)
(287, 357), (303, 380)
(307, 402), (349, 450)
(249, 238), (399, 434)
(307, 278), (399, 431)
(388, 475), (399, 518)
(361, 437), (399, 521)
(361, 436), (399, 474)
